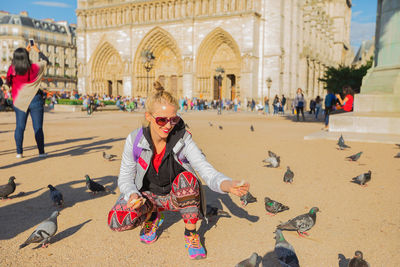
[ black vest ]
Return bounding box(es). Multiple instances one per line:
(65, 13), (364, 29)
(140, 120), (187, 196)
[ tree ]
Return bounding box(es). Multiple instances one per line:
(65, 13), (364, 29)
(319, 57), (373, 94)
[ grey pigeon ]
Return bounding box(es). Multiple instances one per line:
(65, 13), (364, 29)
(19, 211), (60, 249)
(209, 122), (213, 127)
(265, 197), (289, 215)
(276, 207), (320, 237)
(235, 252), (258, 267)
(250, 125), (254, 132)
(48, 184), (64, 207)
(346, 152), (363, 162)
(263, 151), (280, 168)
(351, 171), (371, 186)
(274, 230), (300, 267)
(283, 167), (294, 183)
(0, 176), (16, 199)
(338, 134), (351, 150)
(240, 191), (257, 206)
(85, 174), (114, 194)
(103, 151), (117, 161)
(394, 152), (400, 158)
(348, 251), (370, 267)
(219, 125), (223, 130)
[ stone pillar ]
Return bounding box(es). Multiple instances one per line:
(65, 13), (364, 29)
(356, 0), (400, 112)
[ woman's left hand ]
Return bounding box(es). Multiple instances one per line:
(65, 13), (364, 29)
(221, 180), (250, 197)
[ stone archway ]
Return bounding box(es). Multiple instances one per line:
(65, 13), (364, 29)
(196, 27), (241, 100)
(90, 42), (123, 96)
(133, 27), (183, 98)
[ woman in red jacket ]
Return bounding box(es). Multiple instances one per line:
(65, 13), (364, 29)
(336, 85), (354, 112)
(6, 44), (49, 158)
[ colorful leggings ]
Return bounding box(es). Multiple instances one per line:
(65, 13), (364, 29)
(108, 171), (200, 231)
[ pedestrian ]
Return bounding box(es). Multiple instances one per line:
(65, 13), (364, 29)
(281, 94), (286, 114)
(323, 89), (336, 130)
(107, 86), (250, 260)
(234, 97), (238, 112)
(315, 96), (322, 120)
(6, 43), (49, 158)
(264, 96), (269, 115)
(294, 88), (305, 121)
(251, 98), (255, 112)
(273, 95), (279, 115)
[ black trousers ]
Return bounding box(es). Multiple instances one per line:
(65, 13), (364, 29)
(296, 106), (305, 121)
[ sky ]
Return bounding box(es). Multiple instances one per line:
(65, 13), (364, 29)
(2, 0), (377, 50)
(350, 0), (377, 51)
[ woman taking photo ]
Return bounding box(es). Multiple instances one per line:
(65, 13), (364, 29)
(108, 86), (250, 260)
(6, 43), (49, 158)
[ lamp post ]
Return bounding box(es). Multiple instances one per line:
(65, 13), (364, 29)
(266, 77), (272, 100)
(215, 66), (225, 115)
(141, 50), (155, 97)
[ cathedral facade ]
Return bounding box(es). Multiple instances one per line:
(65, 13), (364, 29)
(76, 0), (352, 100)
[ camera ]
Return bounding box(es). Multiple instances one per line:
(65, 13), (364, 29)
(29, 39), (35, 46)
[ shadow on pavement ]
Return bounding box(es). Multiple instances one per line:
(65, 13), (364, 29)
(0, 175), (117, 241)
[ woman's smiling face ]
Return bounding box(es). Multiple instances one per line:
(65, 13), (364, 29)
(145, 102), (178, 140)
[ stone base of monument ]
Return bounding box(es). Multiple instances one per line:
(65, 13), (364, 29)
(328, 112), (400, 135)
(354, 94), (400, 113)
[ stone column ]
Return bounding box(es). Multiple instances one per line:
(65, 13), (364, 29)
(356, 0), (400, 112)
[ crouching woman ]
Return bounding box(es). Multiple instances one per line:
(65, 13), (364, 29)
(107, 87), (249, 260)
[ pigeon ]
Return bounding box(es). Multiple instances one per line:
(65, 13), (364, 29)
(219, 125), (223, 130)
(240, 191), (257, 206)
(394, 152), (400, 158)
(0, 176), (16, 199)
(346, 152), (363, 162)
(48, 184), (64, 207)
(283, 167), (294, 183)
(103, 151), (117, 161)
(185, 123), (190, 129)
(19, 211), (60, 249)
(351, 171), (371, 186)
(337, 134), (351, 150)
(263, 151), (280, 168)
(85, 174), (114, 194)
(265, 197), (289, 216)
(274, 230), (300, 267)
(348, 251), (370, 267)
(209, 122), (213, 127)
(250, 125), (254, 132)
(235, 252), (258, 267)
(276, 207), (320, 237)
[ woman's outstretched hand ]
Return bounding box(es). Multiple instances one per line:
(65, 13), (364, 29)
(127, 193), (146, 209)
(221, 180), (250, 197)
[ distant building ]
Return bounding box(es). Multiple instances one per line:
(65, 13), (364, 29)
(76, 0), (352, 100)
(352, 38), (375, 68)
(0, 11), (77, 92)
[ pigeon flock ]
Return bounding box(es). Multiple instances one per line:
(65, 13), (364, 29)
(1, 151), (116, 250)
(231, 133), (381, 266)
(4, 120), (396, 265)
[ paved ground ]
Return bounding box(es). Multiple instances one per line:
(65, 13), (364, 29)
(0, 110), (399, 266)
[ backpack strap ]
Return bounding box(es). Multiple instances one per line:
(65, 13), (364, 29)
(132, 128), (143, 162)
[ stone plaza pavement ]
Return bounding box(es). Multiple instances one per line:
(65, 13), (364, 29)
(0, 111), (399, 266)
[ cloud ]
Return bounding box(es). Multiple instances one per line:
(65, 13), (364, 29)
(32, 1), (70, 8)
(350, 21), (375, 48)
(352, 11), (363, 18)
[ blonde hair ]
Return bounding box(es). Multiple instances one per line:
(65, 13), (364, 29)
(142, 81), (179, 126)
